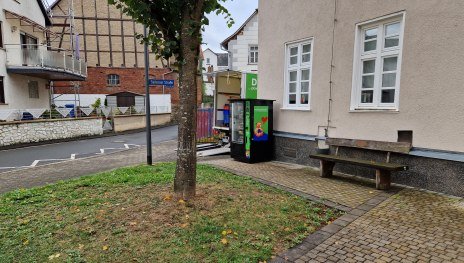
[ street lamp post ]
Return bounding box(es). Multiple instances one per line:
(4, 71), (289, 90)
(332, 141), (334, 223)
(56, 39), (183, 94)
(144, 25), (153, 165)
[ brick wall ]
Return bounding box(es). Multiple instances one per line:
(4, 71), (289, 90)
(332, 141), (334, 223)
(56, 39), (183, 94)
(54, 67), (180, 104)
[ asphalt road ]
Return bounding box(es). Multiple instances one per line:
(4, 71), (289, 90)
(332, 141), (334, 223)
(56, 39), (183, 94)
(0, 125), (178, 171)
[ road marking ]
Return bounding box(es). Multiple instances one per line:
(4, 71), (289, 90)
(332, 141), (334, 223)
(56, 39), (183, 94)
(31, 160), (40, 167)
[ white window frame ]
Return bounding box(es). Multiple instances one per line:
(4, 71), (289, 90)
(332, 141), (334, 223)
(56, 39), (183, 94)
(107, 74), (120, 86)
(248, 45), (258, 64)
(350, 12), (406, 111)
(283, 38), (314, 110)
(206, 58), (210, 65)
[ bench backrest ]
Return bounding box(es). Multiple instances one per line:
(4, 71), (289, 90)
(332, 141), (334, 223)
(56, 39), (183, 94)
(326, 138), (411, 154)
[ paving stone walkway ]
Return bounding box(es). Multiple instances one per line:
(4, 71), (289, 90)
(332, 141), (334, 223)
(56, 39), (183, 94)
(0, 140), (178, 194)
(202, 157), (464, 263)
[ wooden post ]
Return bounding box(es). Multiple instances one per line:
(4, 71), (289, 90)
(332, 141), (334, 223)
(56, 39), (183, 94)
(376, 170), (391, 190)
(320, 160), (335, 178)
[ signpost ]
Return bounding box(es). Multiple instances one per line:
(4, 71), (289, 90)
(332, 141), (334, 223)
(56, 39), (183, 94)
(149, 79), (175, 87)
(144, 26), (152, 165)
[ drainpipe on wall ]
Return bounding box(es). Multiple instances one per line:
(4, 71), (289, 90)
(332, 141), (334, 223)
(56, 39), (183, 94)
(326, 0), (338, 138)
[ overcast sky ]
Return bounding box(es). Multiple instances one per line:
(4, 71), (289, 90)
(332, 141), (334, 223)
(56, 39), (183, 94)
(46, 0), (258, 53)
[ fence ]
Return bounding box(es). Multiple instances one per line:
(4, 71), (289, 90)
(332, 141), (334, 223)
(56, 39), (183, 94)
(197, 108), (214, 143)
(0, 106), (171, 123)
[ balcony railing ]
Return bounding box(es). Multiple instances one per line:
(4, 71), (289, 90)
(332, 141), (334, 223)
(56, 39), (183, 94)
(4, 44), (87, 78)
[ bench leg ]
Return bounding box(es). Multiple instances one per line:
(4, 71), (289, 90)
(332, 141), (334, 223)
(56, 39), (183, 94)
(320, 160), (335, 178)
(376, 170), (391, 190)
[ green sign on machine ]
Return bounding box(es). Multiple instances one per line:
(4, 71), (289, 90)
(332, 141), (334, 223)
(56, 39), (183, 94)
(245, 101), (251, 159)
(245, 73), (258, 99)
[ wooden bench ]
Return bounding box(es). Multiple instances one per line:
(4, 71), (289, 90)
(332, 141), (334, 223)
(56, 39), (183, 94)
(310, 138), (410, 190)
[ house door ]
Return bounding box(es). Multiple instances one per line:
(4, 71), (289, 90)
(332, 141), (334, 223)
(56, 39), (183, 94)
(20, 33), (38, 66)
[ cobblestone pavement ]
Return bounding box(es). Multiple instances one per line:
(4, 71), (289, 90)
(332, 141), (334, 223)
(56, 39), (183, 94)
(0, 140), (178, 194)
(202, 158), (386, 208)
(294, 190), (464, 263)
(202, 157), (464, 263)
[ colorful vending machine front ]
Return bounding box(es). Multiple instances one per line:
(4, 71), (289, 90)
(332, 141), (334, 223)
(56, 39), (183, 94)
(230, 99), (274, 163)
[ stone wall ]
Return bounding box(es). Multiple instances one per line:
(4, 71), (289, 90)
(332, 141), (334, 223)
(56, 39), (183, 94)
(112, 113), (171, 132)
(0, 118), (103, 147)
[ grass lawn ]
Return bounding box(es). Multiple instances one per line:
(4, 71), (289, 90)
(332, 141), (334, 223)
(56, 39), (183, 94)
(0, 163), (341, 262)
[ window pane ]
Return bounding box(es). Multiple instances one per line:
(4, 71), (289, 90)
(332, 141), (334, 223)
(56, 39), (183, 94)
(290, 47), (298, 56)
(361, 90), (373, 103)
(382, 73), (397, 87)
(362, 75), (375, 89)
(301, 94), (309, 104)
(290, 56), (298, 65)
(365, 28), (378, 40)
(302, 54), (310, 63)
(301, 69), (310, 81)
(364, 40), (377, 52)
(289, 94), (296, 104)
(301, 82), (309, 92)
(384, 36), (399, 48)
(289, 71), (297, 81)
(383, 57), (398, 71)
(302, 44), (311, 53)
(385, 23), (400, 36)
(289, 83), (297, 93)
(363, 60), (375, 74)
(381, 89), (395, 103)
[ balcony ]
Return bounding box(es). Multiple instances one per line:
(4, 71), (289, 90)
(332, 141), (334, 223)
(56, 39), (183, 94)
(5, 44), (87, 81)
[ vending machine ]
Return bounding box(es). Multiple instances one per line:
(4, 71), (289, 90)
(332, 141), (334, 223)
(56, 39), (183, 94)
(230, 99), (274, 163)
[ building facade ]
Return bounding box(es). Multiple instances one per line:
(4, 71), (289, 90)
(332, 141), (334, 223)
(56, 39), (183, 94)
(202, 48), (229, 96)
(221, 9), (259, 72)
(49, 0), (180, 107)
(0, 0), (85, 117)
(259, 0), (464, 196)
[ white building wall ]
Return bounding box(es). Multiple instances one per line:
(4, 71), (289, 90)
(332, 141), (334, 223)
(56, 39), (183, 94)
(228, 13), (259, 72)
(0, 0), (50, 110)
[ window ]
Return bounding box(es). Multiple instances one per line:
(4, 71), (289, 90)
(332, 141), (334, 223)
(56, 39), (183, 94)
(107, 74), (120, 86)
(284, 39), (313, 109)
(0, 22), (3, 48)
(249, 45), (258, 64)
(0, 77), (5, 104)
(28, 81), (39, 99)
(206, 58), (210, 65)
(351, 13), (405, 110)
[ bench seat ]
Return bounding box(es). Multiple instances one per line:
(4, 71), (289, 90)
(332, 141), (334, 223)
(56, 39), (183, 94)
(310, 153), (409, 190)
(310, 154), (408, 171)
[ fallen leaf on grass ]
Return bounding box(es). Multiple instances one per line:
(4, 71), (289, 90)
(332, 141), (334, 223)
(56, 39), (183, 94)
(48, 253), (61, 260)
(102, 245), (109, 251)
(220, 238), (228, 245)
(78, 244), (84, 250)
(180, 223), (189, 228)
(163, 195), (173, 201)
(221, 230), (227, 236)
(129, 222), (137, 226)
(178, 199), (186, 204)
(22, 239), (29, 245)
(284, 227), (290, 231)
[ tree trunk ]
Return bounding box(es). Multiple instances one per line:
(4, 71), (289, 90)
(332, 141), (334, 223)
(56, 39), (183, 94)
(174, 4), (202, 200)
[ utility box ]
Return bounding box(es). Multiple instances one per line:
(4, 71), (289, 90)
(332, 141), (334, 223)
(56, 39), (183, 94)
(230, 99), (274, 163)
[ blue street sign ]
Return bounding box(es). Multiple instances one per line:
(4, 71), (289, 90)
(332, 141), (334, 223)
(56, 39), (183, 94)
(149, 79), (175, 87)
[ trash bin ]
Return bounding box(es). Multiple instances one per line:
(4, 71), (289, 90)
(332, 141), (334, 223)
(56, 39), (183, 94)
(65, 104), (75, 118)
